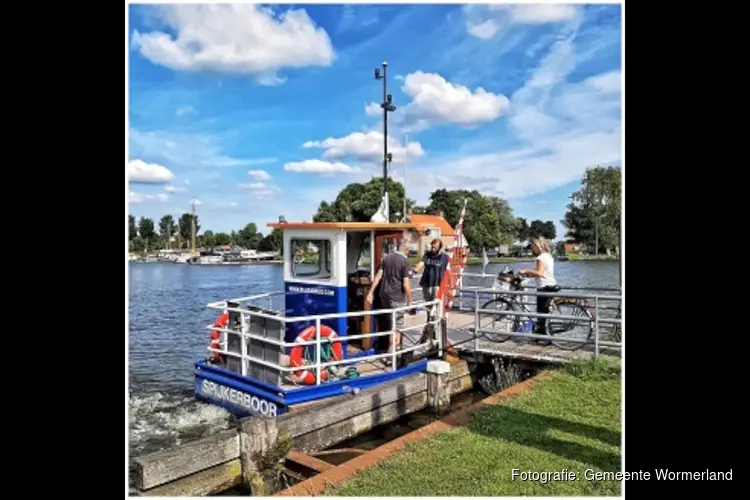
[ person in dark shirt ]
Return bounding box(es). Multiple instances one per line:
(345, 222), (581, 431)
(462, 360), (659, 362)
(414, 238), (450, 319)
(366, 240), (413, 358)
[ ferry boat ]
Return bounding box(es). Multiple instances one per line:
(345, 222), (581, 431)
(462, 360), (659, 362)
(193, 210), (470, 417)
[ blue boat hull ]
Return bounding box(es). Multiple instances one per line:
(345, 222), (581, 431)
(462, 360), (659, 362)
(194, 358), (428, 418)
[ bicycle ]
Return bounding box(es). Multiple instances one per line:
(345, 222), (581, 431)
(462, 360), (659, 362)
(611, 304), (621, 342)
(478, 267), (594, 351)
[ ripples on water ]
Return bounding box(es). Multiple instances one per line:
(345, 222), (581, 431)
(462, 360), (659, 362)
(127, 260), (620, 455)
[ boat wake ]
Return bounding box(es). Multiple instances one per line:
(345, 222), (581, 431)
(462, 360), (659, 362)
(128, 389), (233, 456)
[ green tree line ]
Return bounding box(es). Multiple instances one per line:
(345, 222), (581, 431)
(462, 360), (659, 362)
(128, 165), (620, 256)
(312, 177), (558, 250)
(128, 213), (282, 255)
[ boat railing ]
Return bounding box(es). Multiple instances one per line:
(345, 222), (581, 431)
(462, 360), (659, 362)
(204, 292), (443, 386)
(454, 271), (621, 312)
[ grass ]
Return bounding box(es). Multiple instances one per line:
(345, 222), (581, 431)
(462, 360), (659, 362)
(327, 358), (622, 496)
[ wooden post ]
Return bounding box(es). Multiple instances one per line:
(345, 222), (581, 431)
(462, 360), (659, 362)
(426, 359), (451, 414)
(238, 417), (278, 495)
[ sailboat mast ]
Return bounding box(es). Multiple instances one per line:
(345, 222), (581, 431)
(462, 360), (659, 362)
(191, 199), (197, 256)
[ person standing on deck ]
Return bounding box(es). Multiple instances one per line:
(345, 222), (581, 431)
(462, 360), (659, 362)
(414, 238), (449, 321)
(366, 240), (413, 363)
(518, 237), (558, 340)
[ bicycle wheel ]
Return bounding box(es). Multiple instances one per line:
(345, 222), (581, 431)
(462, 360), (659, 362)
(478, 298), (518, 343)
(612, 310), (621, 342)
(547, 299), (593, 351)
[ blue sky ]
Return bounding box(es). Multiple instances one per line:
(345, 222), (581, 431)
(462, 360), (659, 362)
(127, 2), (622, 240)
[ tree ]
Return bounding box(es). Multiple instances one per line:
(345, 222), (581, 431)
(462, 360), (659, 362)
(214, 232), (232, 246)
(528, 219), (556, 240)
(561, 165), (621, 254)
(426, 189), (517, 249)
(178, 213), (200, 249)
(236, 223), (263, 249)
(138, 217), (156, 243)
(258, 228), (283, 253)
(202, 230), (217, 248)
(158, 215), (175, 248)
(312, 177), (413, 223)
(516, 218), (530, 242)
(129, 215), (137, 241)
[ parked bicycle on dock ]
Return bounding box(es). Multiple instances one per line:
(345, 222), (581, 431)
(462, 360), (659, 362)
(478, 267), (594, 350)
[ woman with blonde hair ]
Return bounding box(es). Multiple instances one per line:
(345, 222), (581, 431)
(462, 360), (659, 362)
(518, 236), (558, 339)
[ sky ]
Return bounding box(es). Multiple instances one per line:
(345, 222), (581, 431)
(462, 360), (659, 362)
(127, 1), (622, 240)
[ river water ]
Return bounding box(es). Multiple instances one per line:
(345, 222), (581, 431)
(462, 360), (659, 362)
(127, 260), (620, 457)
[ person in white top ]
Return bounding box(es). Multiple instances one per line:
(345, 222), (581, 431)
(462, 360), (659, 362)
(518, 237), (558, 338)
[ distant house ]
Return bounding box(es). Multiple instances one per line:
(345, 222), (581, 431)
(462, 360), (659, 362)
(564, 242), (586, 254)
(408, 213), (457, 255)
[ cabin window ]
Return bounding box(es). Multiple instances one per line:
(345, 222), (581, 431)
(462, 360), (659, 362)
(291, 239), (332, 279)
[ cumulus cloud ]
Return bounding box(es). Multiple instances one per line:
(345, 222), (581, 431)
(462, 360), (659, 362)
(131, 4), (334, 84)
(399, 71), (510, 131)
(283, 159), (359, 174)
(128, 159), (175, 184)
(302, 131), (424, 164)
(465, 4), (580, 40)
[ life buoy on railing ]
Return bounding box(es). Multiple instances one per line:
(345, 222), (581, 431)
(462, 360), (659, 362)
(289, 325), (344, 385)
(208, 312), (229, 362)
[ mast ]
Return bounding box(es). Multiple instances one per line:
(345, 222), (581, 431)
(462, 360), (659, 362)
(374, 61), (397, 222)
(191, 198), (197, 256)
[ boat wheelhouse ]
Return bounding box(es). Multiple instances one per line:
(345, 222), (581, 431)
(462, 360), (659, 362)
(193, 219), (466, 417)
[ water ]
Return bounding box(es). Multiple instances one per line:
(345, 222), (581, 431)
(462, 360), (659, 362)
(127, 259), (620, 457)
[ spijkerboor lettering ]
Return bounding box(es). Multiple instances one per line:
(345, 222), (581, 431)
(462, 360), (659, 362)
(201, 380), (277, 417)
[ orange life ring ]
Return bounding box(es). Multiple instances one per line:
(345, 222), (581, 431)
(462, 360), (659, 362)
(289, 325), (343, 385)
(209, 313), (228, 361)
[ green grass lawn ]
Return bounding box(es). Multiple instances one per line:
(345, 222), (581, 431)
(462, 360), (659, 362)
(328, 359), (622, 496)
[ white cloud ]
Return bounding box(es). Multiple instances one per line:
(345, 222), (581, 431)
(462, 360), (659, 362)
(164, 185), (187, 193)
(129, 129), (256, 171)
(284, 159), (359, 174)
(128, 159), (175, 184)
(364, 102), (381, 116)
(465, 4), (580, 40)
(131, 4), (334, 85)
(408, 25), (621, 204)
(399, 71), (510, 131)
(302, 131), (424, 164)
(129, 191), (170, 204)
(238, 169), (283, 198)
(248, 169), (272, 181)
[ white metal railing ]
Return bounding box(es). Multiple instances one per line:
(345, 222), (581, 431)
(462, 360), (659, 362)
(458, 283), (622, 357)
(204, 293), (443, 386)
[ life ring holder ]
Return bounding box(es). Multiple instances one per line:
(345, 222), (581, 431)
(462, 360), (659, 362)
(289, 324), (344, 385)
(208, 312), (229, 362)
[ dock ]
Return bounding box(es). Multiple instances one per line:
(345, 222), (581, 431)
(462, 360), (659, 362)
(131, 360), (473, 496)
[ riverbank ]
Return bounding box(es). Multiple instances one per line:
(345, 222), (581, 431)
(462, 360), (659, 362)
(326, 359), (622, 496)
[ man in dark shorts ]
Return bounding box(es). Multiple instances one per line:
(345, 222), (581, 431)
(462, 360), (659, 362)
(366, 239), (413, 358)
(414, 238), (450, 320)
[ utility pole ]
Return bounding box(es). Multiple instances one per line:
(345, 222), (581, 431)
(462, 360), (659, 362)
(403, 132), (408, 222)
(374, 61), (397, 222)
